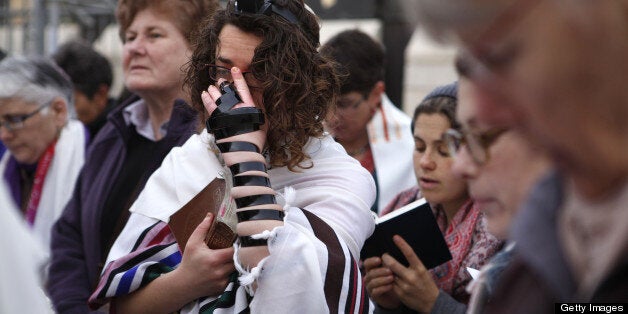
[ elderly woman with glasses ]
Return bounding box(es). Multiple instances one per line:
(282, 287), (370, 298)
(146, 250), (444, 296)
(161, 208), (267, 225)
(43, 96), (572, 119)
(363, 82), (501, 314)
(414, 0), (628, 310)
(89, 0), (375, 313)
(0, 56), (87, 248)
(438, 76), (550, 314)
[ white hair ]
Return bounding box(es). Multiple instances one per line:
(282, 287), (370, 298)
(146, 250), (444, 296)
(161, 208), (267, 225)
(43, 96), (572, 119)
(0, 56), (75, 120)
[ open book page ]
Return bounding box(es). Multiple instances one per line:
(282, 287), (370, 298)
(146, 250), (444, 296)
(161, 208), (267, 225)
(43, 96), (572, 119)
(467, 267), (481, 280)
(376, 198), (428, 223)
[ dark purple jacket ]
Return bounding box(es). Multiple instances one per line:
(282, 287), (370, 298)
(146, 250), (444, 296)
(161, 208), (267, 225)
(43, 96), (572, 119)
(47, 95), (198, 314)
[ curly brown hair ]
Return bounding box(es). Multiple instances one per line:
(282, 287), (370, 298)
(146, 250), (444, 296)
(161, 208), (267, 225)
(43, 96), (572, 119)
(186, 0), (341, 171)
(116, 0), (219, 43)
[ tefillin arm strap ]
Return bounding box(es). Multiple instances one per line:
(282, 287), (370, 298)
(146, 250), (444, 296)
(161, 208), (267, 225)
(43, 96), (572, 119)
(206, 82), (282, 247)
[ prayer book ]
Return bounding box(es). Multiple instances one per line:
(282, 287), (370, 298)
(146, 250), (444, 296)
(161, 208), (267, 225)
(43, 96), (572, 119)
(169, 177), (237, 252)
(360, 198), (452, 269)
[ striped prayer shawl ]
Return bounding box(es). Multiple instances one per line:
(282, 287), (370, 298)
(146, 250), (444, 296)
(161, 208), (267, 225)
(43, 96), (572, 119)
(90, 221), (181, 309)
(302, 209), (369, 314)
(89, 209), (369, 314)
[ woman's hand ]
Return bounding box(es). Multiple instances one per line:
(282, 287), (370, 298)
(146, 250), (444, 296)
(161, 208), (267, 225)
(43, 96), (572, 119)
(200, 67), (279, 273)
(201, 66), (266, 158)
(363, 256), (401, 310)
(175, 213), (235, 299)
(382, 235), (440, 313)
(115, 214), (235, 314)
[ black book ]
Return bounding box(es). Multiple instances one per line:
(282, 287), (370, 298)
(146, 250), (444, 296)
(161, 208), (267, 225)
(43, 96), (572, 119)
(360, 198), (452, 269)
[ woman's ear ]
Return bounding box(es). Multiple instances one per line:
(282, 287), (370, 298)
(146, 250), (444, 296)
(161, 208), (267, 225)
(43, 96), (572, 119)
(50, 97), (68, 127)
(368, 81), (386, 108)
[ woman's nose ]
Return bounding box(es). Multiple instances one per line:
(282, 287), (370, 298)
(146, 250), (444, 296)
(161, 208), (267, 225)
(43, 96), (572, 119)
(451, 145), (480, 180)
(419, 150), (436, 170)
(126, 37), (146, 55)
(0, 125), (15, 141)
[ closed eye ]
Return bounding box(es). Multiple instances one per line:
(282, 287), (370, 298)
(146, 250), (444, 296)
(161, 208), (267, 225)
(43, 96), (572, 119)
(436, 142), (450, 157)
(2, 115), (26, 123)
(478, 128), (508, 148)
(414, 138), (426, 153)
(477, 42), (520, 73)
(148, 32), (163, 39)
(124, 33), (136, 43)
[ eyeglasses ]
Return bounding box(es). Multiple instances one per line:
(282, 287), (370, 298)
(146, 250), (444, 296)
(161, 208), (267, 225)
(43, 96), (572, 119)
(442, 127), (508, 165)
(205, 64), (261, 89)
(0, 102), (51, 132)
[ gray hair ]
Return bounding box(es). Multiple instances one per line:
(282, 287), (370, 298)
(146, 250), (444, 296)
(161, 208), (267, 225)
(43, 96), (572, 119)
(414, 0), (512, 43)
(414, 0), (584, 44)
(0, 56), (75, 120)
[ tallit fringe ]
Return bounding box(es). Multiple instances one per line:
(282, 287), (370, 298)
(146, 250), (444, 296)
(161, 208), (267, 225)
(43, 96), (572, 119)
(234, 186), (296, 295)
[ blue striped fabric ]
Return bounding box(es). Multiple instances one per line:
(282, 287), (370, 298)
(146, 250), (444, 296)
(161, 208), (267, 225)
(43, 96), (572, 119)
(90, 210), (370, 313)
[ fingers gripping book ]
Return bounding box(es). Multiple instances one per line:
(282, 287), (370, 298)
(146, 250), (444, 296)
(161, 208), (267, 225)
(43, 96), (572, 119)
(168, 177), (238, 252)
(360, 198), (452, 269)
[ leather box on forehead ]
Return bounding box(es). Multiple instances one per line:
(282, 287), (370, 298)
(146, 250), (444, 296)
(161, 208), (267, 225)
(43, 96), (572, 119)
(169, 178), (236, 252)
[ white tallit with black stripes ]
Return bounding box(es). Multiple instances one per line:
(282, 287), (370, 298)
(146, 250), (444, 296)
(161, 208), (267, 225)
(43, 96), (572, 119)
(90, 131), (376, 313)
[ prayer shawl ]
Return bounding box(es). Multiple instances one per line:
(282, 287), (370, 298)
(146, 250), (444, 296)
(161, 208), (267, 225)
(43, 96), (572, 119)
(0, 186), (54, 313)
(367, 95), (415, 214)
(0, 120), (86, 248)
(89, 132), (376, 313)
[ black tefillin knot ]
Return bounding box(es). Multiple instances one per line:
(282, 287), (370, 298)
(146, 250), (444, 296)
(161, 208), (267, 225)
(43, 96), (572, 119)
(215, 81), (243, 113)
(205, 82), (265, 141)
(234, 0), (298, 25)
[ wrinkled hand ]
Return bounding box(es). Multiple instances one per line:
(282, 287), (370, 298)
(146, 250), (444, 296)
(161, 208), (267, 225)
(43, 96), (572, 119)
(363, 256), (401, 310)
(382, 235), (440, 313)
(201, 66), (266, 158)
(175, 213), (235, 299)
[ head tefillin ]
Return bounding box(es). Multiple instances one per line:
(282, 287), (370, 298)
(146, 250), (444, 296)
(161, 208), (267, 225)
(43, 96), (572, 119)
(234, 0), (298, 24)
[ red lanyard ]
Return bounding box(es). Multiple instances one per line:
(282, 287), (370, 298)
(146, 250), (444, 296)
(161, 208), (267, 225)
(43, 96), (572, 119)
(25, 140), (56, 226)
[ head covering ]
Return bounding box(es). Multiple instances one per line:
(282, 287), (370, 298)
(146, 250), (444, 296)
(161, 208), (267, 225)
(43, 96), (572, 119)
(423, 81), (458, 102)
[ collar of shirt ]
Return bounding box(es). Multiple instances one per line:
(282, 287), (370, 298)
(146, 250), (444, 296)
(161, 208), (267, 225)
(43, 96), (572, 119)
(122, 99), (169, 141)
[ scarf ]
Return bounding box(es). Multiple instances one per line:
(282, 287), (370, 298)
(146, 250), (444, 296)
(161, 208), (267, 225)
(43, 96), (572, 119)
(430, 200), (480, 296)
(0, 120), (86, 247)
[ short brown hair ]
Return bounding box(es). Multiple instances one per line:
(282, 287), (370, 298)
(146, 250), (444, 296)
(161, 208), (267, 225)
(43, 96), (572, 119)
(116, 0), (219, 43)
(320, 29), (385, 97)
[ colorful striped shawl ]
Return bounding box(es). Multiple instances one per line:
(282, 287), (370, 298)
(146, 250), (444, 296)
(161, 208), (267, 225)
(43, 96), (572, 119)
(89, 208), (371, 313)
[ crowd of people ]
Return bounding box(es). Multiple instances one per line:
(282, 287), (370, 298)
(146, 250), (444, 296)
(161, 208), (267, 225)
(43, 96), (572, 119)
(0, 0), (625, 313)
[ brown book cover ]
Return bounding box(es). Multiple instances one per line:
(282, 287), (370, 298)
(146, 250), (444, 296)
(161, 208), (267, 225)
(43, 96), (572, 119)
(168, 177), (237, 252)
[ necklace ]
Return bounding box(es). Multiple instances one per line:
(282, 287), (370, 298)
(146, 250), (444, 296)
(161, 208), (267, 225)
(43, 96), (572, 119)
(347, 144), (369, 157)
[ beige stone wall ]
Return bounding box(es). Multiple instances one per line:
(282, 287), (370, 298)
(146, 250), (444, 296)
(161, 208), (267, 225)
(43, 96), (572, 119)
(402, 28), (457, 115)
(92, 24), (124, 98)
